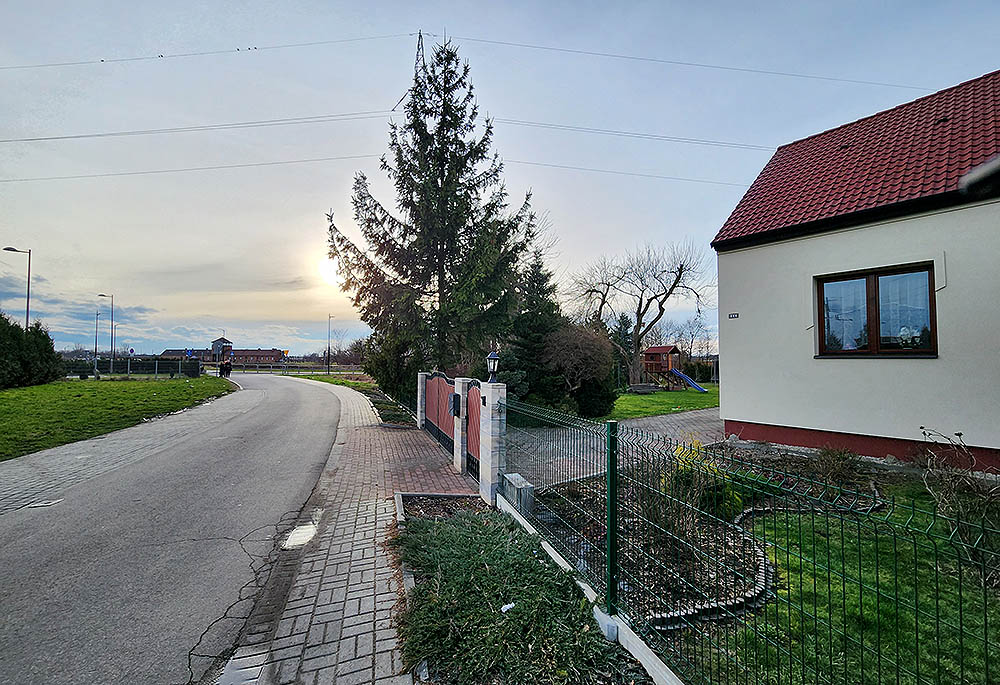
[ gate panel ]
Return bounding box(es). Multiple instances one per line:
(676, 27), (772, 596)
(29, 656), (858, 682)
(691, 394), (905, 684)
(424, 373), (455, 451)
(466, 383), (481, 481)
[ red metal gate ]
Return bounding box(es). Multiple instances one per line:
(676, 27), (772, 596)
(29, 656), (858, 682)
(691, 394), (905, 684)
(424, 373), (455, 450)
(466, 382), (481, 481)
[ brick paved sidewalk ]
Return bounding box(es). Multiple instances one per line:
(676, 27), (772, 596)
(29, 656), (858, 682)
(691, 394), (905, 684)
(221, 379), (474, 685)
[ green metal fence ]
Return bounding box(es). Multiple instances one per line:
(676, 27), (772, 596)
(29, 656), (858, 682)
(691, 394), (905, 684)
(501, 399), (999, 684)
(64, 358), (200, 378)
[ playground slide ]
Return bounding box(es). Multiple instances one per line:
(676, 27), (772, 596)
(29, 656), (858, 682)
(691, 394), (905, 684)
(670, 368), (708, 393)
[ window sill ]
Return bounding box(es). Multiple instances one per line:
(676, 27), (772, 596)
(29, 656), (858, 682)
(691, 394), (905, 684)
(814, 353), (938, 359)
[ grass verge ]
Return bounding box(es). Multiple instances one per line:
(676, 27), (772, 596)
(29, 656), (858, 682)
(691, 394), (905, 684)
(393, 511), (651, 685)
(606, 383), (719, 420)
(0, 376), (233, 461)
(300, 375), (414, 425)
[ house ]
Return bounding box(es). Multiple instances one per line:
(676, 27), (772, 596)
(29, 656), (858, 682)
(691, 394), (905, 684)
(712, 69), (1000, 465)
(160, 336), (285, 364)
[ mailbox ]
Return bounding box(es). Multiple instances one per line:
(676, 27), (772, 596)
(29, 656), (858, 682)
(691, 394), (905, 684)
(448, 392), (461, 416)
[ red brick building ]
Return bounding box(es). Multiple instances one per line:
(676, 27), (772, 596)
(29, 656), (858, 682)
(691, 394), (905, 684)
(160, 336), (285, 363)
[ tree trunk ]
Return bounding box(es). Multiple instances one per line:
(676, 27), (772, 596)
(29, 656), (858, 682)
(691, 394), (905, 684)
(627, 338), (643, 385)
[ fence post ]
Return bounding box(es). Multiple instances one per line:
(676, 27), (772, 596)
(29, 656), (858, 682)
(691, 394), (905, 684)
(606, 419), (619, 615)
(416, 372), (428, 429)
(479, 382), (507, 505)
(154, 360), (158, 378)
(453, 378), (471, 474)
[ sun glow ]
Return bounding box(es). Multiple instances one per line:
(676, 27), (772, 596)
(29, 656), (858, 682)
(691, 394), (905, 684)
(318, 257), (339, 287)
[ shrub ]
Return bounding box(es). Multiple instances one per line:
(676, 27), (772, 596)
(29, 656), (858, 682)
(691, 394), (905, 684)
(632, 450), (742, 577)
(0, 311), (64, 389)
(815, 446), (862, 483)
(542, 324), (619, 418)
(917, 428), (1000, 590)
(674, 461), (743, 521)
(362, 329), (424, 405)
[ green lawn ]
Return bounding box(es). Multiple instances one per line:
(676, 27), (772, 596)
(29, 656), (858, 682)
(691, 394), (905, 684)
(300, 375), (414, 425)
(0, 376), (233, 461)
(606, 382), (719, 420)
(677, 483), (999, 684)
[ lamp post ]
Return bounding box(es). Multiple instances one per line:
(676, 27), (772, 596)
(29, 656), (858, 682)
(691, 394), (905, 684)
(98, 293), (114, 374)
(94, 310), (100, 376)
(327, 314), (333, 375)
(486, 350), (499, 383)
(2, 246), (31, 330)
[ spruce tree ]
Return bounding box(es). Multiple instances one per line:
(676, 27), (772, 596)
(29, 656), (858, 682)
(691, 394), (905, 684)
(502, 251), (563, 405)
(328, 35), (535, 381)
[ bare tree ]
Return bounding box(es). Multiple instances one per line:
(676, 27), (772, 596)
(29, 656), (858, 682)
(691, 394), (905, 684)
(572, 242), (709, 384)
(677, 313), (709, 360)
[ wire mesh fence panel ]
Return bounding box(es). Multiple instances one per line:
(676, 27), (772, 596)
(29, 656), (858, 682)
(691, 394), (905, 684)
(620, 427), (999, 685)
(503, 399), (609, 594)
(64, 359), (200, 377)
(499, 398), (999, 684)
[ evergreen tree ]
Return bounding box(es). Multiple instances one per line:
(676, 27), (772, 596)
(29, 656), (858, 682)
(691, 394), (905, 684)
(501, 251), (563, 405)
(0, 311), (63, 389)
(327, 35), (535, 383)
(610, 313), (633, 389)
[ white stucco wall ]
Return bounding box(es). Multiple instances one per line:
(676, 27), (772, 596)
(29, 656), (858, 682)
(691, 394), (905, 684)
(716, 197), (1000, 449)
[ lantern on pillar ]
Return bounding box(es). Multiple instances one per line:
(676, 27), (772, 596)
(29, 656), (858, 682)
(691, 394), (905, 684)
(486, 350), (499, 383)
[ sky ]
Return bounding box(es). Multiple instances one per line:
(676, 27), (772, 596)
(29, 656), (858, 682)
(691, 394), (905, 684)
(1, 1), (998, 355)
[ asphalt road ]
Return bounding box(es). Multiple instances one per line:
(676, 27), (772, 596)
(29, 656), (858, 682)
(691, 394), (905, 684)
(0, 374), (341, 685)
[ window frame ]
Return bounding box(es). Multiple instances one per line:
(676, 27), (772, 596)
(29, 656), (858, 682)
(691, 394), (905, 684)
(816, 261), (937, 358)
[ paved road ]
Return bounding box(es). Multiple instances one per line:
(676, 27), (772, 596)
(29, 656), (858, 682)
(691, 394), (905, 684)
(620, 407), (724, 444)
(0, 374), (341, 685)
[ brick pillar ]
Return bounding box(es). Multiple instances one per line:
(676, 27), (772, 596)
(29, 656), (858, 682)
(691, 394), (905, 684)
(416, 372), (428, 429)
(453, 378), (471, 474)
(479, 382), (507, 505)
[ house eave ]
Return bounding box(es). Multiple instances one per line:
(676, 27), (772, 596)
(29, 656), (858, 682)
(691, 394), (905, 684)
(710, 189), (988, 253)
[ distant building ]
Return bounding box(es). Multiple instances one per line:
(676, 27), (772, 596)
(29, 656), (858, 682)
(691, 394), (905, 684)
(160, 336), (285, 363)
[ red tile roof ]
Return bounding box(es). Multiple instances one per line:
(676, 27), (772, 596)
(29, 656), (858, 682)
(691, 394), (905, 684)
(712, 69), (1000, 250)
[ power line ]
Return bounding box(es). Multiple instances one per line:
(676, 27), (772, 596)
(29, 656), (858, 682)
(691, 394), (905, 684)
(495, 118), (774, 151)
(0, 33), (412, 71)
(0, 110), (394, 143)
(0, 28), (931, 92)
(505, 159), (748, 187)
(0, 111), (774, 151)
(426, 33), (932, 92)
(0, 154), (380, 182)
(0, 153), (747, 187)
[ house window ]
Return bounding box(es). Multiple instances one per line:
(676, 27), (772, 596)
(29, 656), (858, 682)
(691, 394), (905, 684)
(817, 263), (936, 356)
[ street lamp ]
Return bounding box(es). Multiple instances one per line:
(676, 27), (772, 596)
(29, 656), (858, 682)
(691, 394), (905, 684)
(99, 293), (114, 374)
(94, 310), (100, 376)
(327, 314), (334, 375)
(486, 350), (499, 384)
(3, 246), (31, 330)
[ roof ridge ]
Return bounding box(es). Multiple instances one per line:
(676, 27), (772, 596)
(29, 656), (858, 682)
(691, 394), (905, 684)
(776, 68), (1000, 150)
